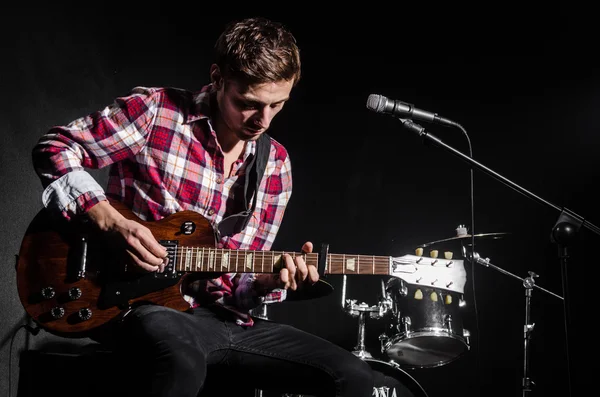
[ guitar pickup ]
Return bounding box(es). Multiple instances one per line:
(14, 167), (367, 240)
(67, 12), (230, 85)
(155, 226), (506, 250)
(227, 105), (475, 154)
(155, 240), (179, 279)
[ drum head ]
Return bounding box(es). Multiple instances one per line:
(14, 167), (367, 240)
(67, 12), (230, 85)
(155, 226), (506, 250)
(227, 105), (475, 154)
(386, 331), (468, 368)
(365, 358), (429, 397)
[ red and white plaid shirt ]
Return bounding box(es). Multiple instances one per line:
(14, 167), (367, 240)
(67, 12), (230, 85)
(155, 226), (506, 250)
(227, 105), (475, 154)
(32, 84), (293, 326)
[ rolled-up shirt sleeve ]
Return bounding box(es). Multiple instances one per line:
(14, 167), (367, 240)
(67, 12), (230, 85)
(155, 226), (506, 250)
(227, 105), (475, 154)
(32, 87), (158, 219)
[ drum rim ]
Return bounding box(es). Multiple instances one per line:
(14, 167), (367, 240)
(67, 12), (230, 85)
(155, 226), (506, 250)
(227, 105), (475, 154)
(392, 328), (469, 341)
(363, 357), (430, 397)
(384, 331), (470, 369)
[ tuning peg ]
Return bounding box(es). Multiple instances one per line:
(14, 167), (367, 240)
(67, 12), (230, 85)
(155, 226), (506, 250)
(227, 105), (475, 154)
(430, 250), (438, 258)
(414, 289), (423, 300)
(444, 251), (453, 260)
(430, 292), (438, 302)
(415, 247), (423, 256)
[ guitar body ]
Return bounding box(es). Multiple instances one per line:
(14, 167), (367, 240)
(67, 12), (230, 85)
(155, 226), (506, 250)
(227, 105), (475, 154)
(16, 200), (217, 337)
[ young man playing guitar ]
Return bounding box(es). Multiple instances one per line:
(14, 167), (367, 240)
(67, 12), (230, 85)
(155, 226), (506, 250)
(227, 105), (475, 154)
(30, 16), (374, 397)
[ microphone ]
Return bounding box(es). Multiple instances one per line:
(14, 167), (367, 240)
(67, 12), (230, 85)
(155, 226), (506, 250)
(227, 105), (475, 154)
(366, 94), (458, 127)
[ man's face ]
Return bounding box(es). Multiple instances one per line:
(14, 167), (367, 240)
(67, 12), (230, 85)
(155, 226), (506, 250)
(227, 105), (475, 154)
(214, 70), (294, 141)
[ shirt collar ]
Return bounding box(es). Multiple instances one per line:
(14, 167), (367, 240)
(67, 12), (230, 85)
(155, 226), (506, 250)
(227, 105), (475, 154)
(184, 83), (215, 124)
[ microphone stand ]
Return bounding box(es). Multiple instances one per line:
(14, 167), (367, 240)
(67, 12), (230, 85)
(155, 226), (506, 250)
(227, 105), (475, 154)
(469, 250), (563, 397)
(397, 118), (596, 397)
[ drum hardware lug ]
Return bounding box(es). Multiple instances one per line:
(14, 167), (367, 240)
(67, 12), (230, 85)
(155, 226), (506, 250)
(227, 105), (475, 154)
(378, 298), (393, 317)
(379, 334), (392, 352)
(445, 314), (453, 331)
(378, 279), (394, 316)
(402, 316), (411, 334)
(464, 329), (471, 347)
(399, 283), (408, 297)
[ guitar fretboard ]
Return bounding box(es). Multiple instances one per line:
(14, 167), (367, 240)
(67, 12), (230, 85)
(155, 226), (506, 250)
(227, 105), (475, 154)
(170, 247), (392, 275)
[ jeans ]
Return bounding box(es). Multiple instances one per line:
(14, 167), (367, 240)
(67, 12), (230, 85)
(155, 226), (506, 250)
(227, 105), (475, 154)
(106, 304), (374, 397)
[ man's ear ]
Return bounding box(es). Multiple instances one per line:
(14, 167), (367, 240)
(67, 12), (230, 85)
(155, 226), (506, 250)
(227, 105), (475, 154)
(210, 64), (223, 89)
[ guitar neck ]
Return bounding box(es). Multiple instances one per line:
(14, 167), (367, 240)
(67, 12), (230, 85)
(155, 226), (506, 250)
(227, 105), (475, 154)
(171, 246), (392, 276)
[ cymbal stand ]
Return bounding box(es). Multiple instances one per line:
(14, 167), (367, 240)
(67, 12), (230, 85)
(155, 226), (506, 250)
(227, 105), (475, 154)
(469, 251), (564, 397)
(341, 275), (392, 359)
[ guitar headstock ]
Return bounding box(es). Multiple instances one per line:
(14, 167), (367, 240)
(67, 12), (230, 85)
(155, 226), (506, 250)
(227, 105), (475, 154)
(390, 253), (467, 294)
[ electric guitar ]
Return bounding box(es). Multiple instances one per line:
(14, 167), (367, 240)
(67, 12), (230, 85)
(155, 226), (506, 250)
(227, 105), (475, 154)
(16, 199), (466, 337)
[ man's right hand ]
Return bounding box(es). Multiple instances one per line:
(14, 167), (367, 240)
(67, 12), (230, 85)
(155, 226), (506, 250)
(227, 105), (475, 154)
(86, 200), (168, 272)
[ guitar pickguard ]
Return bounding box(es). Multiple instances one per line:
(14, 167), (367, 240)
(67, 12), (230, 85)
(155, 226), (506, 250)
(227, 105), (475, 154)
(98, 272), (183, 309)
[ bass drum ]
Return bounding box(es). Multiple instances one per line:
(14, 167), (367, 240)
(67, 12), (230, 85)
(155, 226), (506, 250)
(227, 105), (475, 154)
(365, 358), (429, 397)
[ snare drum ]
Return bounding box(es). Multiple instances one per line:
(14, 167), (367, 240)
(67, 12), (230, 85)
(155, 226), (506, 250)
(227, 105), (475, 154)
(380, 278), (470, 368)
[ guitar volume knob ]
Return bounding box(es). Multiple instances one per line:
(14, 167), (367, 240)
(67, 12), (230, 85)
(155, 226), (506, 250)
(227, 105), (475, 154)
(78, 308), (93, 321)
(50, 307), (65, 319)
(41, 286), (55, 299)
(68, 287), (82, 300)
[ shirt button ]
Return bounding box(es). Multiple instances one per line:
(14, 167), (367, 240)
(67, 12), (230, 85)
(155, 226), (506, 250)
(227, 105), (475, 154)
(207, 208), (215, 216)
(216, 176), (223, 184)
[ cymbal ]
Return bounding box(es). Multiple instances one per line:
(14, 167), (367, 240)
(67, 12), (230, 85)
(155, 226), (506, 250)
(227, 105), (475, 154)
(417, 232), (509, 248)
(285, 279), (334, 301)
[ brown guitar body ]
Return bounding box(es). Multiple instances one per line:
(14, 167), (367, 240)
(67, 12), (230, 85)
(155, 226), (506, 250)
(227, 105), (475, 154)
(16, 200), (217, 337)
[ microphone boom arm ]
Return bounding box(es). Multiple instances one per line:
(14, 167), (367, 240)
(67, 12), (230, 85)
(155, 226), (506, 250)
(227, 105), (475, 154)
(398, 118), (600, 236)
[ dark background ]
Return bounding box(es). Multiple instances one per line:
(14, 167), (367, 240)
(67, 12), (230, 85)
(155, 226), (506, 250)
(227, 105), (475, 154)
(1, 5), (597, 397)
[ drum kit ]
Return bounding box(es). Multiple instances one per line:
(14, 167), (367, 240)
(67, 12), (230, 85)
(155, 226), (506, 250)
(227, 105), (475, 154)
(338, 225), (506, 397)
(251, 225), (513, 397)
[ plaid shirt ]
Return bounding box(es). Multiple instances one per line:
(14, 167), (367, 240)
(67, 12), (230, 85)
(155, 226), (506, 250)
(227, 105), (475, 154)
(32, 84), (293, 326)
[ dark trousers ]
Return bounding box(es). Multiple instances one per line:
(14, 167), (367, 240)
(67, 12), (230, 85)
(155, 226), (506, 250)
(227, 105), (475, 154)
(105, 305), (374, 397)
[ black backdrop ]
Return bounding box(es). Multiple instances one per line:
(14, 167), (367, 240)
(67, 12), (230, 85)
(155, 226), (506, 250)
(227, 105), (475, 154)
(1, 5), (597, 397)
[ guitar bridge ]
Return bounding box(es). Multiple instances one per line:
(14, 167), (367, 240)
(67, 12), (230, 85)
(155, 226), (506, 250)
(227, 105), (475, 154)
(156, 240), (179, 279)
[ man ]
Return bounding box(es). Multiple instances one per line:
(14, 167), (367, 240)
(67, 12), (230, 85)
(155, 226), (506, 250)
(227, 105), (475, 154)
(32, 17), (374, 397)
